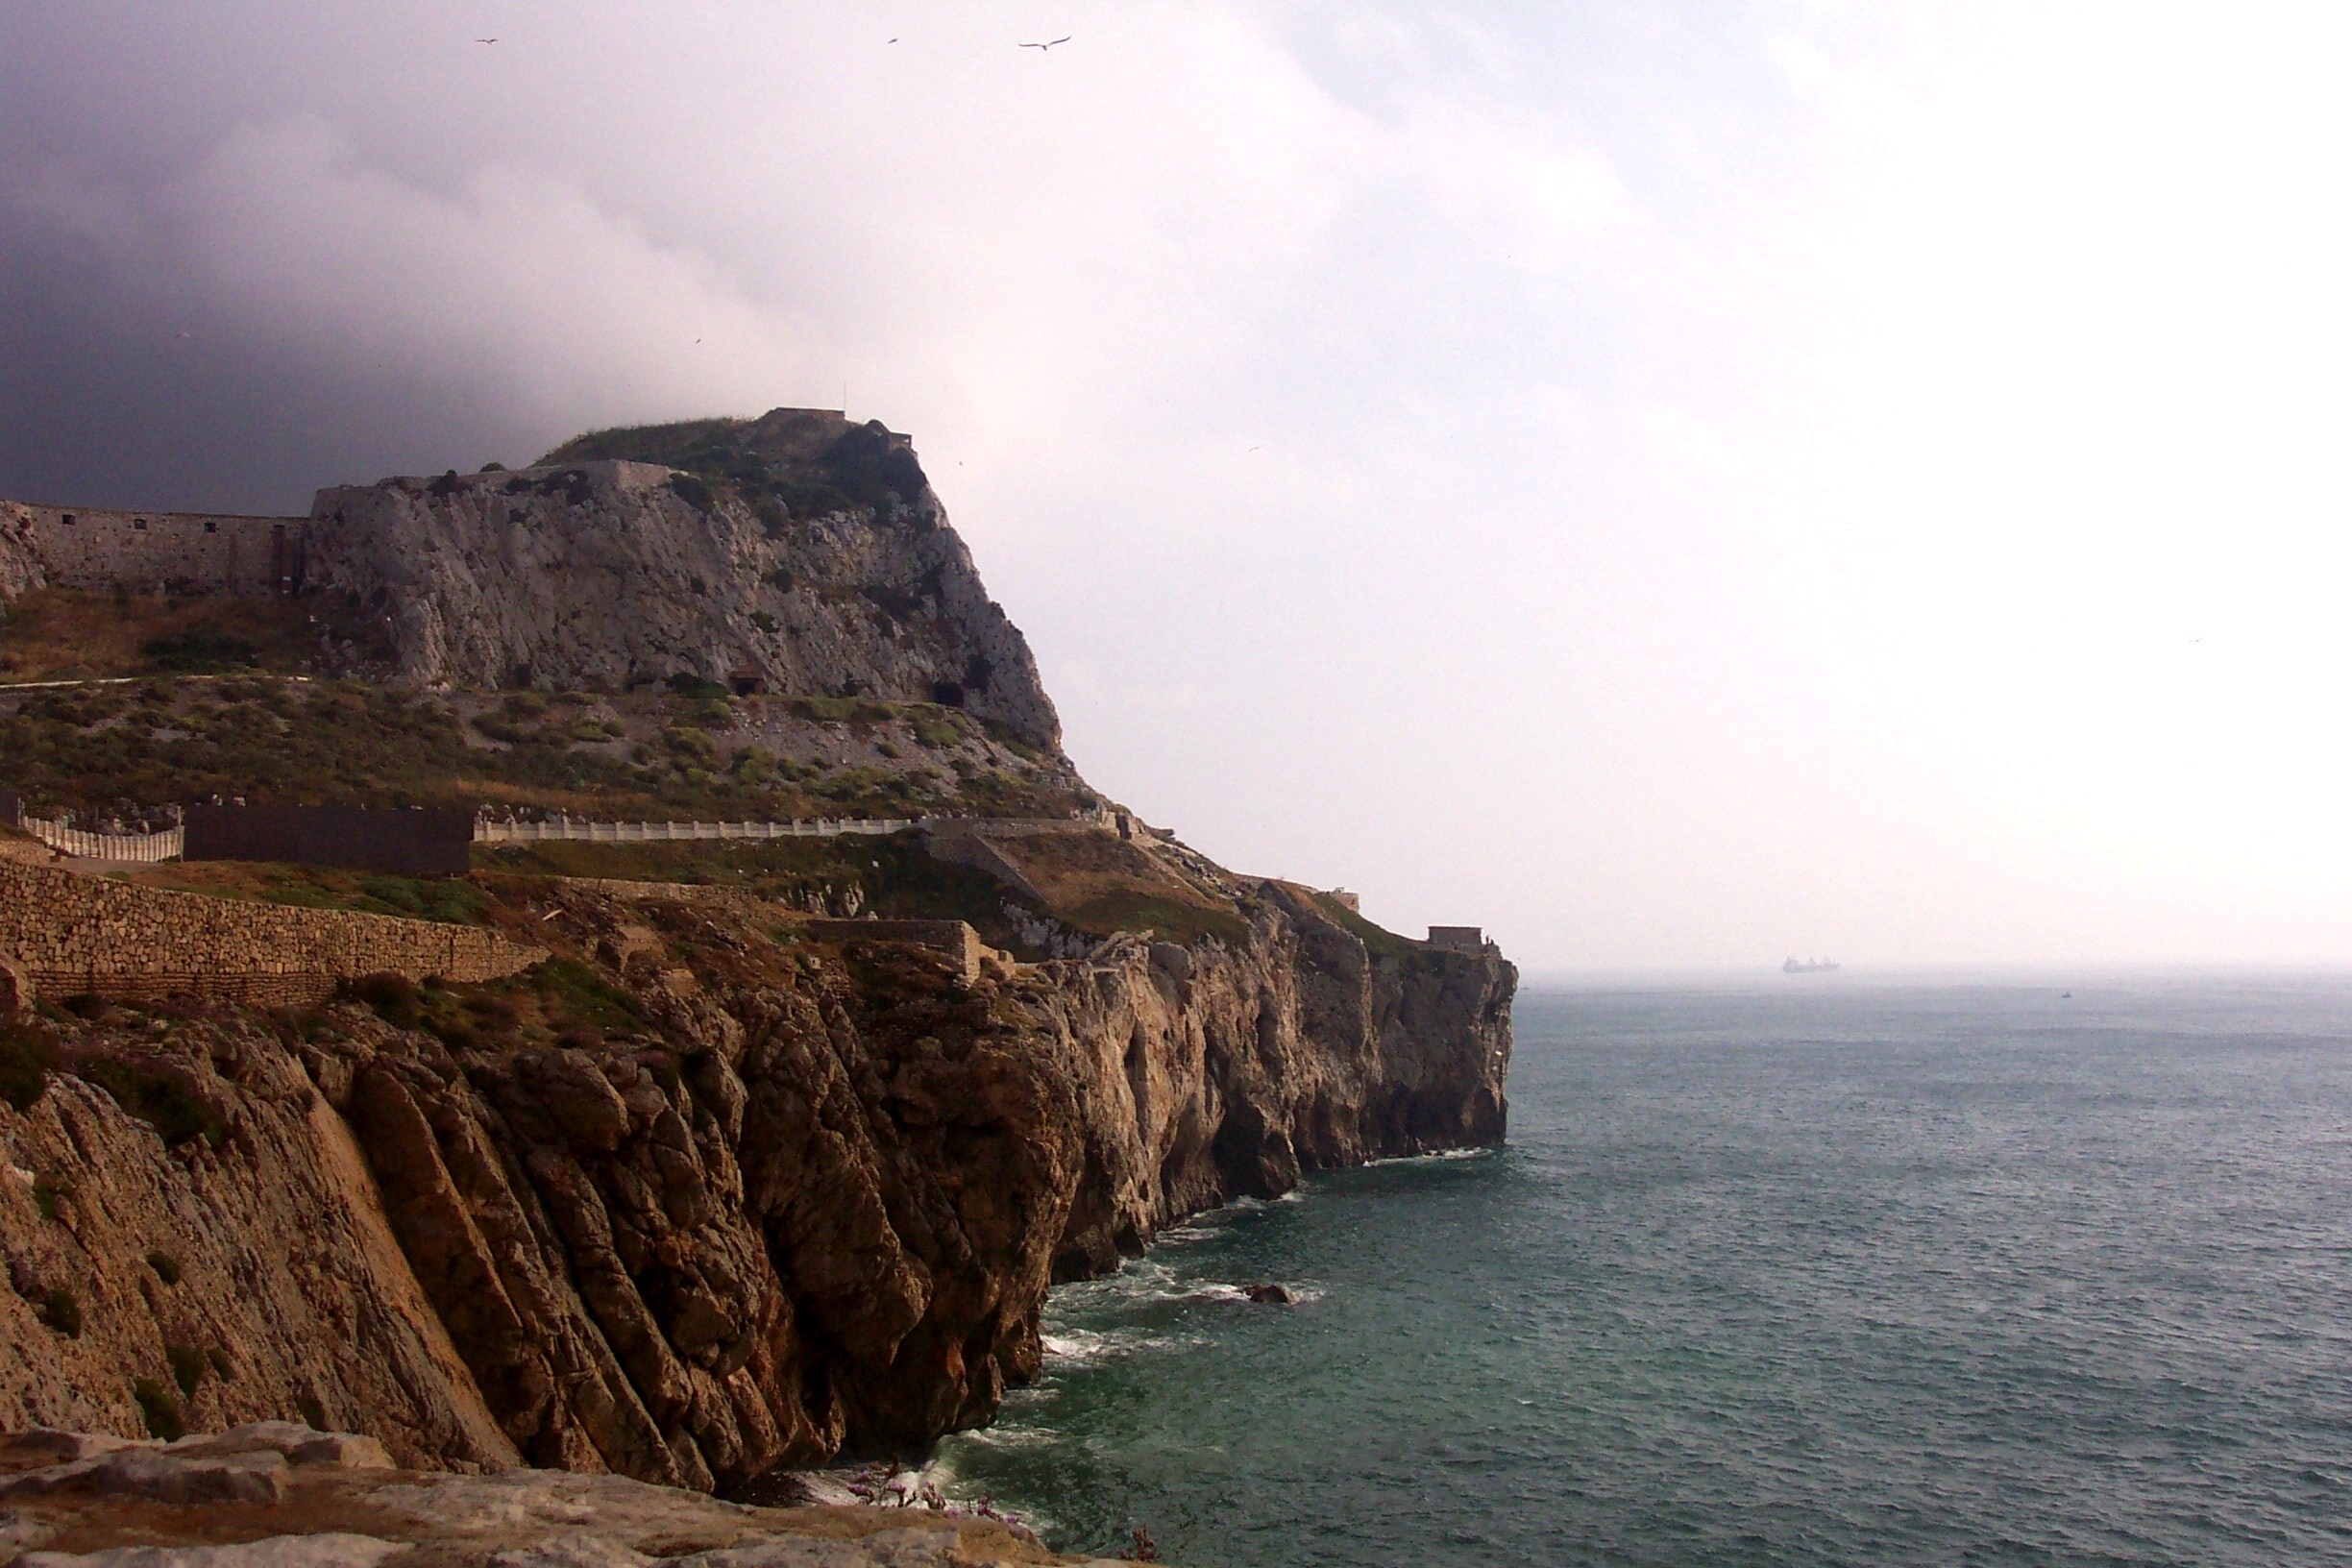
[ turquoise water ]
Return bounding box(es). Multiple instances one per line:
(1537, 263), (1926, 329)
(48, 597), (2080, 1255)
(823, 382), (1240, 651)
(937, 978), (2352, 1566)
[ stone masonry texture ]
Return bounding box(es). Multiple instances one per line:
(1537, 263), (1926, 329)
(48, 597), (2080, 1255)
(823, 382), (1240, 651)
(0, 861), (544, 1008)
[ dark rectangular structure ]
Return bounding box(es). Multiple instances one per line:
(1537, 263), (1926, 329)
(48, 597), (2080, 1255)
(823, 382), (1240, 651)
(0, 792), (18, 828)
(184, 804), (474, 876)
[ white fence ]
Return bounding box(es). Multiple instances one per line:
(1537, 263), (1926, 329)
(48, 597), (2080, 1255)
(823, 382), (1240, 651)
(20, 819), (185, 862)
(474, 817), (919, 845)
(13, 807), (1090, 862)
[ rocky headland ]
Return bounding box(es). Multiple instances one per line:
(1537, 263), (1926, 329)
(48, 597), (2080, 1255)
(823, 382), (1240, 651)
(0, 409), (1515, 1556)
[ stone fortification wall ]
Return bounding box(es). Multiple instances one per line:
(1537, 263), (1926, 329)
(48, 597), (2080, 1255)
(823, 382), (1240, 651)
(803, 918), (986, 979)
(2, 500), (306, 600)
(0, 860), (543, 1008)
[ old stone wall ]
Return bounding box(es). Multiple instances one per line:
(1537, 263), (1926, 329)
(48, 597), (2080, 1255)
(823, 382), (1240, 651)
(802, 919), (985, 978)
(0, 861), (544, 1007)
(1, 501), (306, 600)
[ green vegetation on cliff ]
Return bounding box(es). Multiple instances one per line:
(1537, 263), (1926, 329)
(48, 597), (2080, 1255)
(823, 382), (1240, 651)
(539, 407), (930, 526)
(0, 671), (1088, 823)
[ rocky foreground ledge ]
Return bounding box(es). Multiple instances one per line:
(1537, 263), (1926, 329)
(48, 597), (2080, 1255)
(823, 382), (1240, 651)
(0, 1426), (1115, 1567)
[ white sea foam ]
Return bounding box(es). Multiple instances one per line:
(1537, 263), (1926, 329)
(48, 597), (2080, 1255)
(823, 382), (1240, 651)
(952, 1424), (1059, 1449)
(1360, 1145), (1496, 1168)
(1186, 1283), (1250, 1303)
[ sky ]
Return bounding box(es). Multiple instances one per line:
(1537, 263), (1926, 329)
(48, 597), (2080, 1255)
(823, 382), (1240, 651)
(4, 2), (2350, 971)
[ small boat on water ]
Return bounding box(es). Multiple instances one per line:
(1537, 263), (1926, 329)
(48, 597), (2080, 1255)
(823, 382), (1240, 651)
(1782, 956), (1840, 974)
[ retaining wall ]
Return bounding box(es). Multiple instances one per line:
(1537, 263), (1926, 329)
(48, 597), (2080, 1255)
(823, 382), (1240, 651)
(802, 918), (984, 979)
(477, 817), (919, 845)
(0, 860), (545, 1008)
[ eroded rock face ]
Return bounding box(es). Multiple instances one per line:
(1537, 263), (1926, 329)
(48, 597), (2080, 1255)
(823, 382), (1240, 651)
(0, 883), (1511, 1489)
(0, 521), (40, 605)
(304, 449), (1060, 748)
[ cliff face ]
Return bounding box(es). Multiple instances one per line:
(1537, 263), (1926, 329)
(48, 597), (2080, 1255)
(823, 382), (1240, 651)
(0, 522), (40, 604)
(0, 881), (1511, 1485)
(304, 413), (1061, 748)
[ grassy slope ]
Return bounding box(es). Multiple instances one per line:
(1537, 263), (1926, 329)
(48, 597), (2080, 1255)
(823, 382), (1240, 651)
(0, 588), (394, 685)
(0, 675), (1086, 823)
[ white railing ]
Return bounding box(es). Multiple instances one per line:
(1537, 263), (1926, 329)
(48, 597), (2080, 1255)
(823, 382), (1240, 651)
(22, 820), (184, 862)
(475, 816), (919, 844)
(11, 808), (1093, 861)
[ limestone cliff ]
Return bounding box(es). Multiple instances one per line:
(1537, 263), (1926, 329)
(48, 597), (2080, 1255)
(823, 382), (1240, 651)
(0, 521), (41, 604)
(304, 411), (1060, 748)
(0, 878), (1511, 1485)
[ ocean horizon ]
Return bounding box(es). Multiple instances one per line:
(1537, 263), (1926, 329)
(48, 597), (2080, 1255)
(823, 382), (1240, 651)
(938, 975), (2352, 1566)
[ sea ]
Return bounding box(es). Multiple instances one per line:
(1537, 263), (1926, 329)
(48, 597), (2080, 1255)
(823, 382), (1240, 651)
(933, 976), (2352, 1567)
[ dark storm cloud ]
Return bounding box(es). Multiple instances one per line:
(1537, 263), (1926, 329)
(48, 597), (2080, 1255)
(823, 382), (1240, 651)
(0, 8), (507, 510)
(0, 5), (831, 512)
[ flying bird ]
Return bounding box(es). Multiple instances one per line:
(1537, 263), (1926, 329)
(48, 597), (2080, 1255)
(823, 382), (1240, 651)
(1020, 36), (1071, 51)
(474, 37), (497, 45)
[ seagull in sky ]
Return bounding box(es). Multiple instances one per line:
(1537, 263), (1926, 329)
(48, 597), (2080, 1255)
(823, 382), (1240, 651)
(474, 37), (497, 45)
(1020, 36), (1071, 52)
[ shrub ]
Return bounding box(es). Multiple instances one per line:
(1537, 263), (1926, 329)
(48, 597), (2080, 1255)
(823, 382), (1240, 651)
(664, 726), (720, 765)
(139, 630), (260, 674)
(39, 1287), (81, 1337)
(817, 419), (926, 508)
(207, 1347), (234, 1382)
(786, 696), (862, 723)
(348, 972), (421, 1029)
(134, 1377), (184, 1440)
(667, 473), (715, 512)
(166, 1342), (207, 1399)
(357, 877), (486, 926)
(32, 1175), (65, 1221)
(471, 711), (529, 745)
(861, 584), (921, 622)
(81, 1059), (225, 1149)
(910, 709), (964, 748)
(463, 993), (520, 1030)
(0, 1023), (56, 1111)
(534, 958), (643, 1034)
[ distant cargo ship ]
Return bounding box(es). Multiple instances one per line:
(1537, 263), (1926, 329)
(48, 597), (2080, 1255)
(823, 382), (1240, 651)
(1782, 956), (1840, 974)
